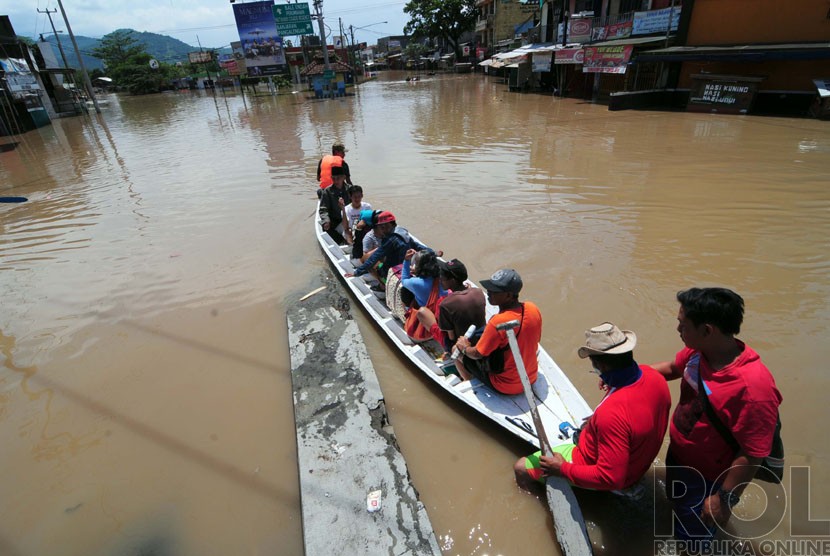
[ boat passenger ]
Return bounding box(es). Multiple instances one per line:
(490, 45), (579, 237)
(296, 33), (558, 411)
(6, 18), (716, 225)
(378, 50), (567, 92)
(344, 186), (372, 252)
(514, 322), (671, 498)
(318, 165), (350, 244)
(346, 211), (432, 281)
(317, 142), (352, 193)
(413, 259), (485, 354)
(400, 249), (447, 342)
(452, 269), (542, 395)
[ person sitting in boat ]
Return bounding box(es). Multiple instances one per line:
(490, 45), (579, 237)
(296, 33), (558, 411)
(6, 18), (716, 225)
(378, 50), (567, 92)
(514, 322), (671, 496)
(346, 211), (433, 281)
(414, 259), (485, 354)
(318, 165), (350, 245)
(399, 249), (448, 342)
(345, 186), (372, 253)
(452, 269), (542, 396)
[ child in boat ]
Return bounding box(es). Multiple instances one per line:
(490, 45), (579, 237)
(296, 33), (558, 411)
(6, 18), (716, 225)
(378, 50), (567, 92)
(345, 186), (372, 252)
(400, 249), (447, 342)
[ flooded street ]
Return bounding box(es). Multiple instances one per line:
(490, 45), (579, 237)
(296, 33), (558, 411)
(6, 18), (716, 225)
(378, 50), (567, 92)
(1, 72), (829, 555)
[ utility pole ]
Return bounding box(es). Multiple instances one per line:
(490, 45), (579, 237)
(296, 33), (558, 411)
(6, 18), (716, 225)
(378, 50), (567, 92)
(196, 35), (215, 93)
(55, 0), (100, 113)
(349, 25), (357, 77)
(312, 0), (331, 70)
(37, 8), (70, 71)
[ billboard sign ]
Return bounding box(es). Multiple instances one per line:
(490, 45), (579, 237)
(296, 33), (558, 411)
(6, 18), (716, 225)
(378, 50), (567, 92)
(531, 51), (552, 72)
(554, 47), (584, 65)
(273, 3), (314, 36)
(582, 45), (633, 74)
(188, 51), (213, 64)
(632, 6), (681, 35)
(233, 0), (286, 76)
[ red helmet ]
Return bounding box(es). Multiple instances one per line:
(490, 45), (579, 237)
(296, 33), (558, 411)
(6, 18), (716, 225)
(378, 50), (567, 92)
(376, 211), (396, 225)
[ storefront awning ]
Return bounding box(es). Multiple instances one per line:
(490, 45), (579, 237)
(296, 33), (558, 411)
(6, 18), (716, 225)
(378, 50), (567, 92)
(636, 42), (830, 63)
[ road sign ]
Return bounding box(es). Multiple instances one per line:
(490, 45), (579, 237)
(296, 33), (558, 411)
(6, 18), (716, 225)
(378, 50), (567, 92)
(273, 3), (314, 36)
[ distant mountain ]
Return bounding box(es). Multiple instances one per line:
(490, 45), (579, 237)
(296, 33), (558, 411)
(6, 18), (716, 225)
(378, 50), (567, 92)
(38, 29), (226, 71)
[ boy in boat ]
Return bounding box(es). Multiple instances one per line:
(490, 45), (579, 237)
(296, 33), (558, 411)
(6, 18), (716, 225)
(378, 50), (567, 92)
(652, 288), (781, 543)
(514, 322), (671, 497)
(346, 211), (434, 281)
(413, 259), (485, 354)
(318, 165), (350, 244)
(344, 185), (372, 253)
(452, 269), (542, 395)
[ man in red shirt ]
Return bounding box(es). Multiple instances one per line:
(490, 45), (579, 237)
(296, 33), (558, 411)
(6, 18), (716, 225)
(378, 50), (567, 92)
(452, 269), (542, 395)
(514, 322), (671, 494)
(652, 287), (782, 542)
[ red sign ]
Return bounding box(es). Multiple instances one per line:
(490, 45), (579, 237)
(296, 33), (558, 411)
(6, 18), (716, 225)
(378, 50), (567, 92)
(583, 45), (633, 74)
(591, 21), (633, 42)
(554, 48), (584, 65)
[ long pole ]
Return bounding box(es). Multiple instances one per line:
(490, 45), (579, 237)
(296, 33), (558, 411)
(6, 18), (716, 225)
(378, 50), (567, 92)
(37, 9), (69, 70)
(313, 0), (330, 70)
(197, 35), (214, 94)
(55, 0), (100, 114)
(496, 320), (592, 556)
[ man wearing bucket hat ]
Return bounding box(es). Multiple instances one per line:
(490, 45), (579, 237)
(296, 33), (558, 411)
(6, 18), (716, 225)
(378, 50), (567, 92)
(514, 322), (671, 494)
(452, 269), (543, 395)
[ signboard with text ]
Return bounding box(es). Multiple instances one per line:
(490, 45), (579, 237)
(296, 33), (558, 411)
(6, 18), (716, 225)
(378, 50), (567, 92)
(555, 48), (584, 65)
(688, 74), (763, 114)
(532, 51), (552, 72)
(592, 21), (633, 42)
(233, 0), (286, 77)
(272, 3), (314, 36)
(188, 51), (213, 64)
(632, 6), (681, 35)
(582, 45), (633, 74)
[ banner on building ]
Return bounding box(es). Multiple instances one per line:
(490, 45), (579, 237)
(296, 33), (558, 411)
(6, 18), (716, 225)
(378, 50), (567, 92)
(591, 20), (633, 42)
(531, 51), (552, 72)
(188, 51), (213, 64)
(0, 58), (40, 92)
(582, 45), (633, 73)
(632, 6), (681, 35)
(233, 0), (285, 77)
(476, 47), (487, 60)
(554, 48), (584, 65)
(560, 16), (592, 44)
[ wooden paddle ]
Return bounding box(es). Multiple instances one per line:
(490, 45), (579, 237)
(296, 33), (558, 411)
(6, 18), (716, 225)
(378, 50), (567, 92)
(496, 319), (593, 556)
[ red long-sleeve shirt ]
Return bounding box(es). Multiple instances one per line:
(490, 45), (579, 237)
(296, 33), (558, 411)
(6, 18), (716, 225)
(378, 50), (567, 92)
(560, 365), (671, 490)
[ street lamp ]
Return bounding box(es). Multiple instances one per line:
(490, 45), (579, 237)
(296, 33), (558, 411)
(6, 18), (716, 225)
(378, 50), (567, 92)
(348, 21), (387, 75)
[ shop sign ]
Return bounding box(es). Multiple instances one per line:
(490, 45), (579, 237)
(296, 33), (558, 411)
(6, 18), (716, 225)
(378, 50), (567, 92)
(532, 51), (552, 72)
(632, 6), (681, 35)
(582, 45), (633, 74)
(591, 21), (633, 42)
(554, 48), (584, 65)
(688, 74), (763, 114)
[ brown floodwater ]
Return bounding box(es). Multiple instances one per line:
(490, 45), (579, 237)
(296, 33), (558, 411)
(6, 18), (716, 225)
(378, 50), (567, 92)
(1, 72), (829, 555)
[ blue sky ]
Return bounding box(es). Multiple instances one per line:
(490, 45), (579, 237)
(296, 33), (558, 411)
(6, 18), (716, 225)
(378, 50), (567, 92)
(10, 0), (408, 48)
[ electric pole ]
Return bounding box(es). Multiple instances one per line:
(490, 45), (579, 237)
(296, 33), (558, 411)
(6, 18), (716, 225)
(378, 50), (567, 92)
(55, 0), (100, 113)
(37, 8), (70, 71)
(312, 0), (330, 70)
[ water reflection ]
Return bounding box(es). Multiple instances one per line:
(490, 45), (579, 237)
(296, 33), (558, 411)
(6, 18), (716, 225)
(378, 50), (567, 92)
(0, 72), (829, 555)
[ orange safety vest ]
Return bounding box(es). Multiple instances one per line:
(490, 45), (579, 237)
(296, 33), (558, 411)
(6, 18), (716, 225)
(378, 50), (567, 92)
(318, 155), (344, 189)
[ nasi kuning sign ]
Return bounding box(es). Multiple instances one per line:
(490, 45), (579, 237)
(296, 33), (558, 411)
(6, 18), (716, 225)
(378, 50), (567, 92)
(272, 3), (314, 36)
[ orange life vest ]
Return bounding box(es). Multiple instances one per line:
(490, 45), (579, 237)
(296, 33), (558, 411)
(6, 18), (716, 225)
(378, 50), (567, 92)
(319, 155), (344, 189)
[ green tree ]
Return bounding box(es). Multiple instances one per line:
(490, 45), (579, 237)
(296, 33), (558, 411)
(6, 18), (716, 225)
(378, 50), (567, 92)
(93, 30), (165, 94)
(403, 0), (477, 59)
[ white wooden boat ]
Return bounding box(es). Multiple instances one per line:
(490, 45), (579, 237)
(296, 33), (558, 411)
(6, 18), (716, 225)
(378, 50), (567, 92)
(315, 206), (592, 450)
